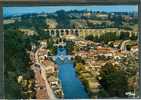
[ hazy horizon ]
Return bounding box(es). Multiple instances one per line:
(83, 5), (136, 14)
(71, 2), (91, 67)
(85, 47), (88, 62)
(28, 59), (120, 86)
(3, 5), (138, 17)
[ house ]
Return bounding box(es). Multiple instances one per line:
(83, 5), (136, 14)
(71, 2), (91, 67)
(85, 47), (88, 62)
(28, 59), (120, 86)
(43, 60), (56, 74)
(131, 46), (138, 53)
(40, 40), (47, 47)
(20, 29), (37, 36)
(96, 13), (108, 19)
(17, 76), (23, 84)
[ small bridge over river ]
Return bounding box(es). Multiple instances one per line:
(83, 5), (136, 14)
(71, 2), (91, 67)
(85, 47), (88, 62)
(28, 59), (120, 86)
(48, 55), (74, 61)
(53, 42), (66, 47)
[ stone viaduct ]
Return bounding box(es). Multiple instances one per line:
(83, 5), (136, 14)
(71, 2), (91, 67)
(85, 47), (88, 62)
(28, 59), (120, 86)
(44, 28), (138, 38)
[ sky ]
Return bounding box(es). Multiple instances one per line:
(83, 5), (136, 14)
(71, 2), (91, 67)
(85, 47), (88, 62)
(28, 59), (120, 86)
(3, 5), (138, 17)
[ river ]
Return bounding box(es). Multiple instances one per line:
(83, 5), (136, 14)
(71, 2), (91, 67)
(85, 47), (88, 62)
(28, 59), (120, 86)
(55, 48), (89, 99)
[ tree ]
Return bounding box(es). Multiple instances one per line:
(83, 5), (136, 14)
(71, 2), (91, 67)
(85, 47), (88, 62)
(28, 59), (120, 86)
(75, 56), (85, 65)
(85, 35), (94, 41)
(98, 62), (128, 98)
(120, 32), (129, 40)
(55, 10), (70, 28)
(130, 33), (137, 40)
(112, 15), (123, 28)
(66, 41), (75, 55)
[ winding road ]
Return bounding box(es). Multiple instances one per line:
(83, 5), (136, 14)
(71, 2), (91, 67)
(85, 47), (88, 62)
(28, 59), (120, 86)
(34, 46), (57, 100)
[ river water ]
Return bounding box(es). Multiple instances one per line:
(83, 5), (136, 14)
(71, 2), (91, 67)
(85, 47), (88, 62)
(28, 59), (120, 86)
(55, 48), (88, 99)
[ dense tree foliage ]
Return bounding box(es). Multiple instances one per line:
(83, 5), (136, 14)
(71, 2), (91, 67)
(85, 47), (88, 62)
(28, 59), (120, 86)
(85, 31), (136, 44)
(98, 62), (128, 98)
(4, 30), (35, 99)
(75, 56), (85, 65)
(55, 10), (71, 28)
(65, 40), (75, 55)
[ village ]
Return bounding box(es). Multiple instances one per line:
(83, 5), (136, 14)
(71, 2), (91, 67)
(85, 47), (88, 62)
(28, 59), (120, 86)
(73, 39), (138, 98)
(26, 32), (138, 98)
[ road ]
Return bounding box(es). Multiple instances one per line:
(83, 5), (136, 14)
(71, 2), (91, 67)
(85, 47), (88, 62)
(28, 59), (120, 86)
(120, 40), (130, 51)
(36, 62), (57, 100)
(34, 46), (57, 100)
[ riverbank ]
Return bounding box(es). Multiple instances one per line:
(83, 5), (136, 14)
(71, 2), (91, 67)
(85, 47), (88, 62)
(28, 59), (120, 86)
(75, 63), (100, 99)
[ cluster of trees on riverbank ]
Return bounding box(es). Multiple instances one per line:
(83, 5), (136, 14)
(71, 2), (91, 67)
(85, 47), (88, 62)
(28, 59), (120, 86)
(97, 62), (128, 98)
(97, 56), (138, 98)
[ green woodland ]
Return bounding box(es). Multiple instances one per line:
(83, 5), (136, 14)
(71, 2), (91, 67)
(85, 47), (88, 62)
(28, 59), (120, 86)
(4, 30), (35, 98)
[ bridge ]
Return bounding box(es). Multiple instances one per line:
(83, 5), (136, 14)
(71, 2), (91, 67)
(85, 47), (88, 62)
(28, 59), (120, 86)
(48, 55), (74, 61)
(44, 28), (138, 38)
(53, 42), (66, 47)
